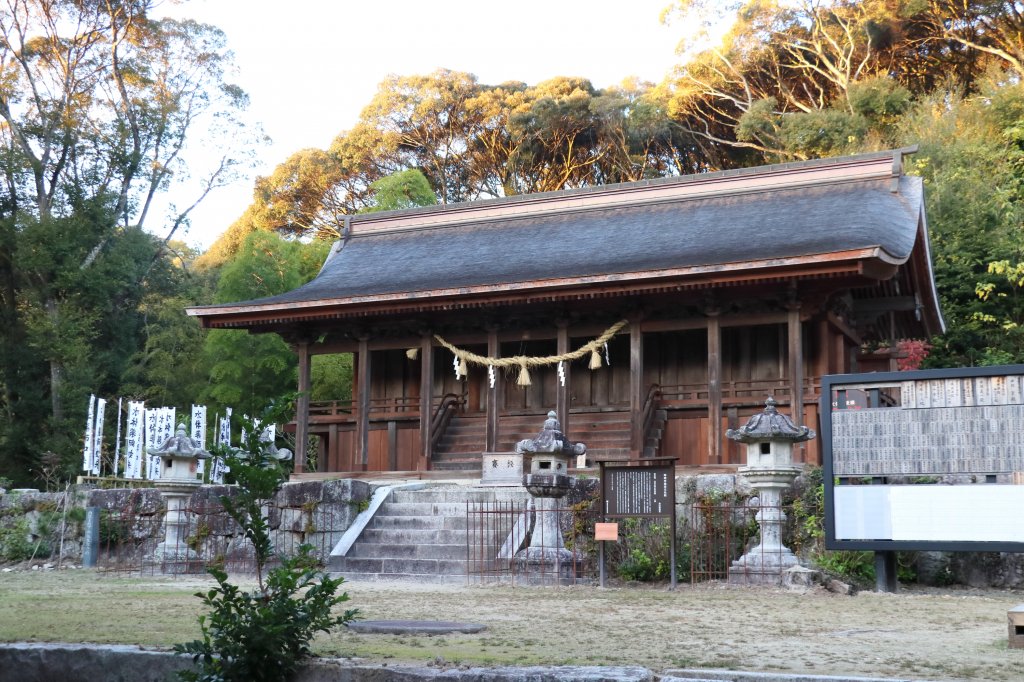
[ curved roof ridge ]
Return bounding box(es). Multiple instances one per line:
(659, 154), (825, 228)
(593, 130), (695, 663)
(347, 147), (916, 237)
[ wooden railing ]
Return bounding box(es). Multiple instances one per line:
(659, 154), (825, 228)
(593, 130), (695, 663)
(308, 395), (421, 420)
(430, 393), (463, 451)
(658, 378), (820, 406)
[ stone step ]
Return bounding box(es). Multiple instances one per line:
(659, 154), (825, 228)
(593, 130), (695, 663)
(390, 488), (530, 503)
(430, 459), (483, 471)
(360, 528), (467, 545)
(332, 556), (466, 576)
(367, 514), (468, 530)
(346, 542), (466, 560)
(376, 501), (468, 516)
(331, 570), (467, 584)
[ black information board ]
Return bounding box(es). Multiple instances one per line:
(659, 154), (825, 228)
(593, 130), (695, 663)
(597, 457), (677, 587)
(602, 464), (674, 517)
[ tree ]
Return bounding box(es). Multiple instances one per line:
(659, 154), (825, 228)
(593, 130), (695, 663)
(0, 1), (252, 484)
(202, 232), (329, 416)
(175, 404), (357, 682)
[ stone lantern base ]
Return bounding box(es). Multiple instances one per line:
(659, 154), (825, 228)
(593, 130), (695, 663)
(728, 465), (801, 586)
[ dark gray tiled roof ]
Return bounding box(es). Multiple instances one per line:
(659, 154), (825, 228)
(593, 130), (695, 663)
(234, 175), (922, 308)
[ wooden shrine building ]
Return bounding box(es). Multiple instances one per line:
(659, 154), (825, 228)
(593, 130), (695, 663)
(189, 149), (943, 474)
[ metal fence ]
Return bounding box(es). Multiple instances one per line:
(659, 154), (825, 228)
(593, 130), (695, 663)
(465, 500), (595, 586)
(684, 501), (760, 582)
(466, 498), (792, 585)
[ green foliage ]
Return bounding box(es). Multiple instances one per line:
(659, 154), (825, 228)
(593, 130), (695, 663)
(360, 169), (437, 212)
(0, 517), (36, 562)
(902, 79), (1024, 367)
(848, 78), (913, 128)
(202, 233), (332, 416)
(0, 3), (253, 487)
(610, 518), (672, 582)
(175, 403), (357, 682)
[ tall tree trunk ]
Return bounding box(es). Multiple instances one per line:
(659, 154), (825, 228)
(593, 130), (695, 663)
(46, 297), (63, 424)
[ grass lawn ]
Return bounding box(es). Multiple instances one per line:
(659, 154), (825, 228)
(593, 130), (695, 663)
(1, 568), (1022, 680)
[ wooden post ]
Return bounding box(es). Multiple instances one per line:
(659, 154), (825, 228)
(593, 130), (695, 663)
(629, 320), (643, 454)
(788, 304), (804, 428)
(419, 334), (434, 470)
(356, 337), (371, 470)
(485, 328), (499, 452)
(556, 321), (570, 435)
(707, 312), (722, 465)
(294, 341), (311, 473)
(816, 318), (831, 384)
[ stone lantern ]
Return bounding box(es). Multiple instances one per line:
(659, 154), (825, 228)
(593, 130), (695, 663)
(513, 411), (586, 580)
(725, 397), (815, 585)
(150, 423), (210, 565)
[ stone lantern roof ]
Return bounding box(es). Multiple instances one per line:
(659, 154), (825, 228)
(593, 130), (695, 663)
(725, 398), (815, 443)
(151, 424), (211, 460)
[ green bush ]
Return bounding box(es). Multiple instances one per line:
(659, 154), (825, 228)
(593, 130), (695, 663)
(610, 518), (671, 582)
(0, 517), (36, 562)
(175, 401), (357, 682)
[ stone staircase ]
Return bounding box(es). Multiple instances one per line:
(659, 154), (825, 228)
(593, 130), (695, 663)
(328, 484), (531, 583)
(432, 410), (639, 471)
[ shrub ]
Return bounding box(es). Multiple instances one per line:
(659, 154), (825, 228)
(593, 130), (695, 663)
(175, 401), (357, 682)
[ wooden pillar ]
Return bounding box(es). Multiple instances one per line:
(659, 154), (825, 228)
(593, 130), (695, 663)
(706, 311), (722, 465)
(418, 334), (434, 469)
(816, 318), (831, 381)
(629, 320), (644, 455)
(788, 304), (804, 427)
(356, 337), (371, 470)
(294, 341), (311, 473)
(834, 330), (848, 375)
(485, 328), (499, 452)
(556, 321), (570, 435)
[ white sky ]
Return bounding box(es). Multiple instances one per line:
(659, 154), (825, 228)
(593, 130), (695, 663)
(158, 0), (688, 249)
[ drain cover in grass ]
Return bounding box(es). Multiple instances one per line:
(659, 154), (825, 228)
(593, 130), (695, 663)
(346, 620), (486, 634)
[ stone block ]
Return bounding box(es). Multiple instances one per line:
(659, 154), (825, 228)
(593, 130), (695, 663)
(188, 485), (235, 511)
(87, 488), (163, 515)
(320, 478), (370, 505)
(279, 507), (311, 533)
(782, 565), (821, 589)
(1009, 604), (1024, 649)
(481, 452), (523, 486)
(275, 480), (324, 508)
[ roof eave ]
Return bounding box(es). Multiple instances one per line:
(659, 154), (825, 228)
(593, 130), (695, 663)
(188, 248), (893, 329)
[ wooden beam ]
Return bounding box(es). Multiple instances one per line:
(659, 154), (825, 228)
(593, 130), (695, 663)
(827, 311), (862, 346)
(706, 312), (722, 465)
(557, 321), (570, 434)
(816, 318), (831, 382)
(788, 305), (804, 427)
(419, 334), (434, 469)
(630, 319), (644, 454)
(294, 341), (311, 473)
(641, 312), (789, 333)
(356, 338), (371, 470)
(483, 327), (499, 448)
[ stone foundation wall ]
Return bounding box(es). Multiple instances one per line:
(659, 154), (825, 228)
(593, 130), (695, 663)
(0, 479), (371, 566)
(2, 473), (1023, 589)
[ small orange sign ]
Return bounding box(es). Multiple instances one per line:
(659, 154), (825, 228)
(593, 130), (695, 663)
(595, 522), (619, 541)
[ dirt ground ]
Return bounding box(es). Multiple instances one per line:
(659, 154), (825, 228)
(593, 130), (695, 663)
(1, 569), (1022, 681)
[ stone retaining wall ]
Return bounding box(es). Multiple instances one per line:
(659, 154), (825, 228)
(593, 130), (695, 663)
(0, 642), (655, 682)
(0, 479), (371, 566)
